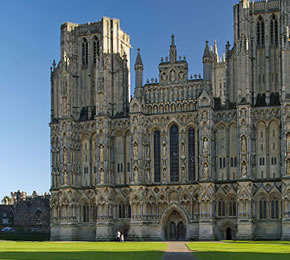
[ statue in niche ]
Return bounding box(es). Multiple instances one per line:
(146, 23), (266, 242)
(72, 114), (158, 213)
(202, 137), (208, 157)
(203, 162), (208, 179)
(162, 73), (167, 81)
(99, 144), (104, 162)
(63, 170), (67, 185)
(241, 161), (247, 176)
(287, 133), (290, 153)
(146, 168), (150, 183)
(134, 167), (138, 183)
(63, 147), (67, 165)
(287, 159), (290, 176)
(163, 141), (166, 159)
(133, 142), (138, 160)
(163, 168), (167, 182)
(241, 135), (247, 154)
(100, 168), (104, 184)
(170, 70), (175, 82)
(181, 141), (185, 157)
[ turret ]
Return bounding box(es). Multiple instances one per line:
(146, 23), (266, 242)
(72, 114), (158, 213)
(203, 41), (212, 81)
(134, 48), (143, 89)
(169, 34), (177, 63)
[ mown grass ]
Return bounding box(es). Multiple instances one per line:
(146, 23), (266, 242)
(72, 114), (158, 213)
(0, 241), (167, 260)
(187, 241), (290, 260)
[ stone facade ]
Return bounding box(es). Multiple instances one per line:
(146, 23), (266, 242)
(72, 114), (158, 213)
(50, 0), (290, 241)
(0, 191), (50, 232)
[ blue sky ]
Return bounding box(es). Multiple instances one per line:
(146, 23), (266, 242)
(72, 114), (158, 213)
(0, 0), (238, 200)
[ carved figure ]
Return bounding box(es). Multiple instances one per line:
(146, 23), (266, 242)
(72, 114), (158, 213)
(203, 137), (208, 157)
(163, 141), (166, 158)
(203, 162), (208, 178)
(99, 144), (104, 162)
(163, 167), (167, 181)
(241, 135), (247, 153)
(133, 142), (138, 159)
(241, 161), (247, 176)
(100, 168), (104, 184)
(287, 133), (290, 153)
(134, 167), (138, 183)
(287, 159), (290, 176)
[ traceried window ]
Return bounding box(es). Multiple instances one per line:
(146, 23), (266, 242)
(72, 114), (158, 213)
(218, 200), (225, 217)
(271, 199), (279, 219)
(228, 199), (237, 217)
(93, 36), (100, 64)
(257, 16), (265, 47)
(154, 130), (161, 183)
(259, 198), (267, 220)
(83, 204), (89, 222)
(170, 124), (179, 182)
(188, 128), (195, 181)
(82, 38), (88, 66)
(270, 14), (279, 46)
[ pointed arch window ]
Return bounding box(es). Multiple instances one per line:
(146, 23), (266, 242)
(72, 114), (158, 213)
(170, 124), (179, 182)
(257, 16), (265, 47)
(154, 130), (161, 183)
(93, 36), (100, 64)
(188, 128), (195, 181)
(259, 198), (267, 220)
(271, 199), (279, 219)
(270, 15), (279, 46)
(82, 38), (88, 66)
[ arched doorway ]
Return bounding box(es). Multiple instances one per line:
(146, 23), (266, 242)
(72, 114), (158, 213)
(226, 227), (232, 240)
(164, 210), (186, 241)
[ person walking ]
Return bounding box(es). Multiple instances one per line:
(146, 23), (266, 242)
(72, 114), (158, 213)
(120, 233), (124, 242)
(116, 230), (121, 242)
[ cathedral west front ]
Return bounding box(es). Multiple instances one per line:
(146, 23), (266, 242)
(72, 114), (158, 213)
(49, 0), (290, 241)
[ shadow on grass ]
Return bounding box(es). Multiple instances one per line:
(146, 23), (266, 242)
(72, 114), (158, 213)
(0, 251), (166, 260)
(194, 252), (290, 260)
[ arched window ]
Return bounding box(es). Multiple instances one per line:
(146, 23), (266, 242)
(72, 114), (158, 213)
(218, 200), (225, 217)
(83, 204), (89, 222)
(170, 124), (179, 182)
(93, 36), (100, 64)
(154, 130), (161, 183)
(188, 128), (195, 181)
(257, 16), (265, 47)
(228, 199), (237, 217)
(259, 198), (267, 220)
(271, 199), (279, 219)
(82, 38), (88, 66)
(270, 15), (279, 46)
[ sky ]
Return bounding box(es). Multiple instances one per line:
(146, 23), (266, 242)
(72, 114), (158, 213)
(0, 0), (238, 200)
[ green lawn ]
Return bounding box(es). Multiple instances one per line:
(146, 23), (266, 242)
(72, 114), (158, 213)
(187, 241), (290, 260)
(0, 241), (167, 260)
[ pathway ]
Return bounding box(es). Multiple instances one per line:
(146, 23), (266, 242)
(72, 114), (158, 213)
(162, 242), (197, 260)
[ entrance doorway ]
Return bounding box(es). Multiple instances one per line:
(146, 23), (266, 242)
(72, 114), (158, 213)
(226, 227), (232, 240)
(165, 210), (186, 241)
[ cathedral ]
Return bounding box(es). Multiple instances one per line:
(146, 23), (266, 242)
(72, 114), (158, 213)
(49, 0), (290, 241)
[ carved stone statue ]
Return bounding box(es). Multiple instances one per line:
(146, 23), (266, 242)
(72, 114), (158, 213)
(202, 137), (208, 157)
(100, 168), (104, 184)
(133, 142), (138, 160)
(241, 135), (247, 154)
(170, 70), (175, 82)
(163, 141), (166, 158)
(134, 167), (138, 183)
(99, 144), (104, 162)
(287, 133), (290, 153)
(203, 162), (208, 178)
(163, 167), (167, 182)
(181, 141), (185, 157)
(241, 161), (247, 176)
(287, 159), (290, 176)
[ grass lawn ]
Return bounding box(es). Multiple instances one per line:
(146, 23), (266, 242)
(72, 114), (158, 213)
(0, 241), (167, 260)
(187, 241), (290, 260)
